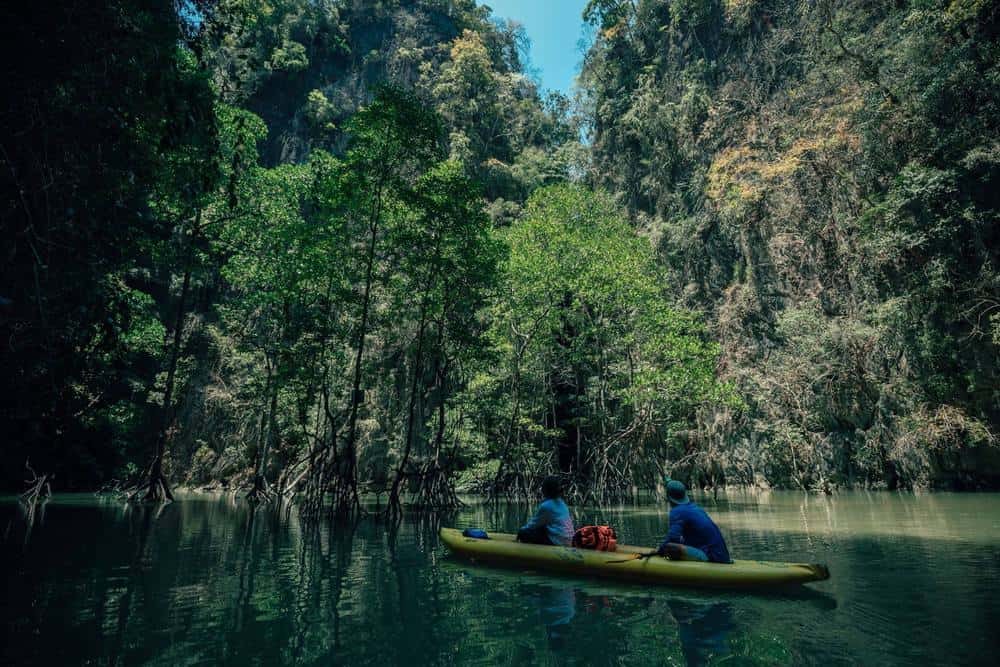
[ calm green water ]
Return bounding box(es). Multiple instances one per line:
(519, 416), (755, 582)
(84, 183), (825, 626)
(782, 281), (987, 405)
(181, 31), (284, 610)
(2, 492), (999, 665)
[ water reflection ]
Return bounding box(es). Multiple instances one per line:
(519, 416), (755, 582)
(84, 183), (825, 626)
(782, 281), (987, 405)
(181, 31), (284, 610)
(538, 585), (576, 648)
(446, 559), (746, 665)
(534, 578), (738, 666)
(109, 503), (162, 666)
(1, 492), (999, 666)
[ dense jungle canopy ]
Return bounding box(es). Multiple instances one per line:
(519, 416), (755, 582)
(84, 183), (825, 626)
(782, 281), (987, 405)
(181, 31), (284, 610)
(2, 0), (998, 508)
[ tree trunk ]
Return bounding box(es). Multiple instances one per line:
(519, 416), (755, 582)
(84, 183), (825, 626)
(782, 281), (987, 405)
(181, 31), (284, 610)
(248, 354), (278, 502)
(143, 252), (192, 502)
(388, 306), (428, 512)
(431, 318), (448, 462)
(342, 182), (385, 513)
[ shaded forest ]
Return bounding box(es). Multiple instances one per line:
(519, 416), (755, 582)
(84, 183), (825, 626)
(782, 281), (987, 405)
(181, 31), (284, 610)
(2, 0), (997, 509)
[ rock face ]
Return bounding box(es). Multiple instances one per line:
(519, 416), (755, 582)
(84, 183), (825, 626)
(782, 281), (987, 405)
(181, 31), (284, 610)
(581, 0), (1000, 488)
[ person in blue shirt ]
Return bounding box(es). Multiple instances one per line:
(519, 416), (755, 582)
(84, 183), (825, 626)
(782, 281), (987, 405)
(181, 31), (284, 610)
(657, 480), (732, 563)
(516, 476), (574, 546)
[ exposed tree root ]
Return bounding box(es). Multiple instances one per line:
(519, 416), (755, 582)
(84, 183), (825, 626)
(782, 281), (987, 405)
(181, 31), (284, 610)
(412, 459), (463, 509)
(141, 471), (175, 503)
(245, 474), (275, 504)
(19, 459), (52, 504)
(299, 442), (361, 519)
(300, 444), (332, 518)
(119, 456), (174, 503)
(488, 465), (539, 505)
(95, 479), (126, 496)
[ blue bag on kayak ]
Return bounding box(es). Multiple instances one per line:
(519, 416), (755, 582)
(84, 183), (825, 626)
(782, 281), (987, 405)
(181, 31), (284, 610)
(462, 528), (489, 539)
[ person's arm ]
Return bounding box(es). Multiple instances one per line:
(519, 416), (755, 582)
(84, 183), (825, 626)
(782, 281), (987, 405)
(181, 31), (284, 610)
(657, 509), (686, 553)
(667, 511), (686, 544)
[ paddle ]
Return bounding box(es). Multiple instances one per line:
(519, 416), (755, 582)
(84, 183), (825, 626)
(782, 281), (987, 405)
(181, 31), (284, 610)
(607, 550), (660, 564)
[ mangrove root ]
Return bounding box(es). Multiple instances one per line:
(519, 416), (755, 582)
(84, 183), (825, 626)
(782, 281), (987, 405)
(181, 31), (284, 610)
(19, 459), (52, 504)
(245, 474), (275, 503)
(119, 458), (174, 503)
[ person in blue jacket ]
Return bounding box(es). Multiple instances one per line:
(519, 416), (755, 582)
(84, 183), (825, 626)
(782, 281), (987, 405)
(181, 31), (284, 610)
(657, 480), (732, 563)
(517, 476), (574, 546)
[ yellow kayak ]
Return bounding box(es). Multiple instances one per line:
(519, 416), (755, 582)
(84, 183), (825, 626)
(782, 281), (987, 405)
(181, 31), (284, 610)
(440, 528), (830, 589)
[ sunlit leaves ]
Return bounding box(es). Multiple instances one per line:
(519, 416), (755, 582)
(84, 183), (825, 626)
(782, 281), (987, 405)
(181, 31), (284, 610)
(487, 184), (727, 469)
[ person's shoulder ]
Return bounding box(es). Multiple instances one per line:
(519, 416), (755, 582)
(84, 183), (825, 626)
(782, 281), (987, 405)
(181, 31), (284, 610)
(674, 502), (697, 515)
(690, 503), (718, 521)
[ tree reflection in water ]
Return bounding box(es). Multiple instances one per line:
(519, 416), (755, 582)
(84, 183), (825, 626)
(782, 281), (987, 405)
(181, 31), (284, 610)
(15, 493), (995, 666)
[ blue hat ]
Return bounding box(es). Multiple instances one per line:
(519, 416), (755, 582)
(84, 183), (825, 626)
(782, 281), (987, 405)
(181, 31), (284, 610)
(666, 479), (690, 505)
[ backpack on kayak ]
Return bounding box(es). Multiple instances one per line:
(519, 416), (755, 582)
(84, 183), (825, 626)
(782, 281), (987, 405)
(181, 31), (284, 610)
(572, 525), (617, 551)
(462, 528), (489, 539)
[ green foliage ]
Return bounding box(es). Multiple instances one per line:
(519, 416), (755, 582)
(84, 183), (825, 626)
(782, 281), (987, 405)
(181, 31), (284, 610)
(11, 0), (995, 498)
(2, 0), (589, 495)
(268, 39), (309, 71)
(474, 185), (727, 498)
(304, 89), (337, 133)
(117, 287), (168, 359)
(0, 0), (220, 488)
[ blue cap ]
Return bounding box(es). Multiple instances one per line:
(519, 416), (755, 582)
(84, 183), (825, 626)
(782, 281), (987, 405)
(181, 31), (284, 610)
(666, 479), (690, 505)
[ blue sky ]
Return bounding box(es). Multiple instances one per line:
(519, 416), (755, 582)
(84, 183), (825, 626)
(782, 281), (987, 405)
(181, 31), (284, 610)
(483, 0), (591, 95)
